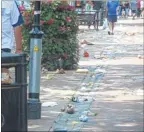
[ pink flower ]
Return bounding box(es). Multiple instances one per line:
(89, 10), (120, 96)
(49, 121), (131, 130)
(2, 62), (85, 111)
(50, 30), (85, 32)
(47, 0), (52, 3)
(65, 16), (71, 22)
(58, 26), (66, 31)
(47, 18), (54, 24)
(40, 20), (45, 25)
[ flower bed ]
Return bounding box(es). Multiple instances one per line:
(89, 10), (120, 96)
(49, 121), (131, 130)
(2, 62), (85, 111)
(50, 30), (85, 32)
(22, 1), (79, 70)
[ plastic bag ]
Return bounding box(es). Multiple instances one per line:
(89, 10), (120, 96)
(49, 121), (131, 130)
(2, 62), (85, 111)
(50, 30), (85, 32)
(103, 18), (108, 29)
(129, 9), (132, 16)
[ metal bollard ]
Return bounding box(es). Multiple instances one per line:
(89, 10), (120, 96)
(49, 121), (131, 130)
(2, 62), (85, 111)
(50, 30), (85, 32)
(28, 1), (44, 119)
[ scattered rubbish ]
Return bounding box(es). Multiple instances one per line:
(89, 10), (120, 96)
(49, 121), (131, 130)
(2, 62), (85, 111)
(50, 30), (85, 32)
(88, 82), (93, 86)
(125, 32), (135, 36)
(94, 55), (107, 59)
(53, 128), (67, 132)
(72, 121), (79, 125)
(76, 69), (89, 73)
(1, 71), (12, 84)
(87, 43), (94, 45)
(79, 115), (88, 122)
(56, 68), (65, 74)
(82, 111), (97, 116)
(72, 96), (79, 102)
(72, 96), (88, 103)
(137, 55), (144, 59)
(105, 46), (115, 50)
(135, 89), (143, 96)
(42, 102), (58, 107)
(80, 40), (88, 44)
(82, 110), (90, 115)
(94, 113), (98, 116)
(41, 67), (48, 73)
(83, 50), (89, 57)
(96, 69), (106, 73)
(46, 74), (54, 80)
(61, 107), (65, 112)
(132, 76), (144, 81)
(66, 104), (75, 114)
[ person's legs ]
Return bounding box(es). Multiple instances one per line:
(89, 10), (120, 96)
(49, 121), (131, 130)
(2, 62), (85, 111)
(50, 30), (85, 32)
(108, 21), (112, 34)
(125, 8), (129, 18)
(137, 8), (141, 18)
(107, 16), (112, 35)
(132, 10), (136, 19)
(119, 6), (122, 17)
(111, 22), (115, 34)
(108, 15), (117, 35)
(141, 9), (144, 18)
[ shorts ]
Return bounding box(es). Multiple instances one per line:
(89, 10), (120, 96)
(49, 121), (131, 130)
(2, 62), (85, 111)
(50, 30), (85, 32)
(107, 15), (117, 23)
(1, 48), (11, 53)
(132, 10), (136, 13)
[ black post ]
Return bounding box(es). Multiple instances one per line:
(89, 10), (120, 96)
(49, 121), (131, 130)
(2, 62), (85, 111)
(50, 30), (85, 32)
(28, 1), (44, 120)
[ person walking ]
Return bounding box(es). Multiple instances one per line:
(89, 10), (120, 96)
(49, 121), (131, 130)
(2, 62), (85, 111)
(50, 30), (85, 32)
(136, 0), (141, 18)
(106, 0), (119, 35)
(140, 0), (144, 18)
(125, 1), (130, 18)
(85, 1), (93, 28)
(1, 0), (23, 83)
(130, 0), (137, 19)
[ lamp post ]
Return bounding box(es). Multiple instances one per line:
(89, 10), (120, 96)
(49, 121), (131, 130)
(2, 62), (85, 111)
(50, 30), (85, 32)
(28, 1), (43, 119)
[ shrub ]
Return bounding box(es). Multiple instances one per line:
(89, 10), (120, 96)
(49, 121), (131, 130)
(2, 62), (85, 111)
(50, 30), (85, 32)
(22, 1), (79, 71)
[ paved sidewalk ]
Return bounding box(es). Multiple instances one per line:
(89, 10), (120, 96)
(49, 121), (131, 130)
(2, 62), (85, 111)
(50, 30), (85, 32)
(28, 19), (143, 131)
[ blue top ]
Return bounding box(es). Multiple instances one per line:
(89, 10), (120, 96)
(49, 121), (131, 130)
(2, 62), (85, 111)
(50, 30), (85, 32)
(2, 1), (23, 50)
(106, 0), (119, 16)
(130, 1), (137, 10)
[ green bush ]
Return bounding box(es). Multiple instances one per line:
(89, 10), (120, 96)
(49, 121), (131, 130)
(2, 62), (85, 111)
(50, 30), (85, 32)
(22, 1), (79, 71)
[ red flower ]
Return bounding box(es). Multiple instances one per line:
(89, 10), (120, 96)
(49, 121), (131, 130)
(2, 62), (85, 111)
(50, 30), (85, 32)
(65, 16), (71, 22)
(40, 20), (45, 25)
(25, 19), (29, 25)
(47, 18), (54, 24)
(63, 53), (68, 58)
(47, 0), (52, 3)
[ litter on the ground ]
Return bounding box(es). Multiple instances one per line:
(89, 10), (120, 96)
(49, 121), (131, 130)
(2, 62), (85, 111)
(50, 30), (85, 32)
(79, 115), (88, 122)
(76, 69), (89, 73)
(137, 55), (144, 59)
(42, 102), (58, 107)
(66, 104), (75, 114)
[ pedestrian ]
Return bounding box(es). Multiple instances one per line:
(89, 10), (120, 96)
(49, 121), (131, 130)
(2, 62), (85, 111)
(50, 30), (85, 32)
(125, 1), (130, 18)
(1, 0), (23, 83)
(118, 1), (123, 17)
(121, 2), (126, 18)
(140, 0), (144, 18)
(106, 0), (119, 35)
(85, 1), (93, 28)
(130, 0), (137, 20)
(136, 0), (141, 18)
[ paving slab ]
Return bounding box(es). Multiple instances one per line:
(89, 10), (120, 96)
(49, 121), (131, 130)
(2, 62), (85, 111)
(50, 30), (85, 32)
(28, 19), (143, 131)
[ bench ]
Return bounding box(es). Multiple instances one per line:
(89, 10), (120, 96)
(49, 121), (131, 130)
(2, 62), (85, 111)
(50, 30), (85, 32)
(77, 10), (105, 30)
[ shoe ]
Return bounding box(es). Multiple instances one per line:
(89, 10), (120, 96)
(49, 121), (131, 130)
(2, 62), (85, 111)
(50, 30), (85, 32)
(108, 31), (111, 35)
